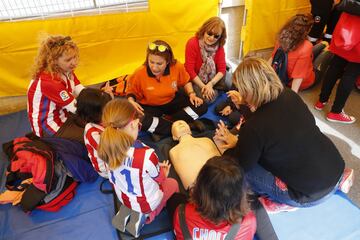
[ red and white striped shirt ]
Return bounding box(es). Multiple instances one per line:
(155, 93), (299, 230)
(84, 123), (109, 178)
(109, 140), (163, 213)
(27, 71), (84, 137)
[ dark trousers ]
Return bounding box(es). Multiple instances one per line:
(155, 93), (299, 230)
(309, 0), (335, 39)
(319, 54), (360, 113)
(53, 114), (85, 144)
(141, 91), (208, 136)
(325, 7), (342, 37)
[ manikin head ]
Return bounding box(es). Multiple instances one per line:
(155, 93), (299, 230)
(171, 120), (192, 141)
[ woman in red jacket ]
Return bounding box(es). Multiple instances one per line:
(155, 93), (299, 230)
(185, 17), (227, 103)
(314, 12), (360, 124)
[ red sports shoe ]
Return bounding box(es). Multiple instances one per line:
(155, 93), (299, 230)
(258, 197), (298, 214)
(314, 100), (327, 111)
(326, 111), (356, 124)
(338, 168), (354, 194)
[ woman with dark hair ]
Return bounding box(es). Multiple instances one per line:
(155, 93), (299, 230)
(185, 16), (228, 103)
(173, 156), (257, 240)
(270, 14), (322, 92)
(126, 40), (207, 140)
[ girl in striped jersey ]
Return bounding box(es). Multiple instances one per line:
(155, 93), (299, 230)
(98, 98), (179, 235)
(76, 88), (112, 178)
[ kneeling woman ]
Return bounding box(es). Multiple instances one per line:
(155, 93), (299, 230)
(126, 40), (207, 139)
(214, 57), (352, 211)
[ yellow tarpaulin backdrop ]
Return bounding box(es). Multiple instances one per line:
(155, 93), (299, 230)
(242, 0), (311, 56)
(0, 0), (219, 97)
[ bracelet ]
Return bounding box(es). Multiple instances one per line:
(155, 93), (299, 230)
(188, 91), (195, 96)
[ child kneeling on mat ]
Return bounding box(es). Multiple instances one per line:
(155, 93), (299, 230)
(98, 98), (179, 237)
(173, 155), (258, 240)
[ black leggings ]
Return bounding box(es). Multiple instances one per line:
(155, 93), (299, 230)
(308, 0), (335, 39)
(319, 54), (360, 113)
(141, 91), (208, 136)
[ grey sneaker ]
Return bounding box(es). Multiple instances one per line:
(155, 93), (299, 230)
(112, 204), (132, 232)
(125, 211), (148, 238)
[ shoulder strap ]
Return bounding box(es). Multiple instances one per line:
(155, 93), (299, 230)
(224, 222), (241, 240)
(178, 204), (192, 240)
(100, 179), (114, 194)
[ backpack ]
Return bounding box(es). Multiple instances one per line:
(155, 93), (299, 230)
(101, 75), (129, 97)
(271, 47), (290, 85)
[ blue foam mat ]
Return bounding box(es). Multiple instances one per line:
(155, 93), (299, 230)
(1, 96), (360, 240)
(270, 191), (360, 239)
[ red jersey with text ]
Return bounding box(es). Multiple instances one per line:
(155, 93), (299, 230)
(174, 203), (256, 240)
(109, 140), (163, 213)
(84, 123), (109, 178)
(27, 71), (84, 137)
(126, 62), (190, 106)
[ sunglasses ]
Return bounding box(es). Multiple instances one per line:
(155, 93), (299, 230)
(148, 42), (168, 52)
(206, 31), (221, 39)
(50, 36), (72, 48)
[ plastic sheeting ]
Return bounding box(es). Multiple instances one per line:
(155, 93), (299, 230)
(0, 0), (219, 97)
(242, 0), (311, 55)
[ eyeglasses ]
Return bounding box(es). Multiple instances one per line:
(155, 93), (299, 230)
(206, 31), (221, 39)
(148, 42), (168, 52)
(50, 36), (72, 48)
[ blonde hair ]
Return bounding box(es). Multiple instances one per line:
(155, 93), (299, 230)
(233, 57), (284, 108)
(98, 99), (138, 170)
(196, 16), (227, 47)
(31, 35), (79, 80)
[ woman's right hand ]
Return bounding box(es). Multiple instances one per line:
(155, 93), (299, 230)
(213, 120), (238, 152)
(128, 98), (144, 116)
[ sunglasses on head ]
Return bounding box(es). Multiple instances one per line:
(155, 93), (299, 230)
(148, 42), (168, 52)
(50, 36), (71, 48)
(206, 31), (221, 39)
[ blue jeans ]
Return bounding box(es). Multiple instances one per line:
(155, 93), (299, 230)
(245, 164), (341, 207)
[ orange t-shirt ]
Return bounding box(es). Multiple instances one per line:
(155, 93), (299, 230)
(272, 40), (315, 90)
(126, 62), (190, 106)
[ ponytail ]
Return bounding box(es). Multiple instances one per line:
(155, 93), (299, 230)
(98, 126), (135, 170)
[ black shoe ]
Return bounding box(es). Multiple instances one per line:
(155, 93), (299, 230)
(189, 120), (206, 133)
